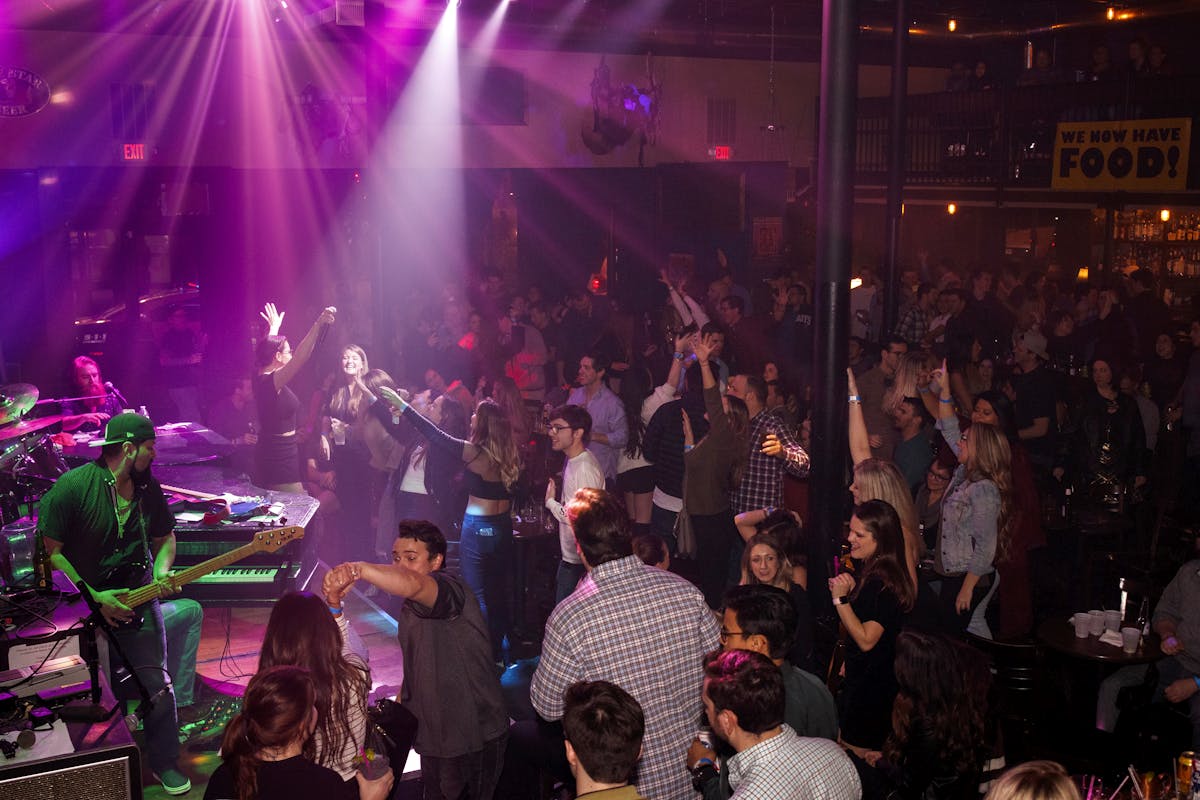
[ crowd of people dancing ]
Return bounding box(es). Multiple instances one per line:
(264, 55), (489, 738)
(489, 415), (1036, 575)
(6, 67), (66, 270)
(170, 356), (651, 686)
(67, 257), (1195, 799)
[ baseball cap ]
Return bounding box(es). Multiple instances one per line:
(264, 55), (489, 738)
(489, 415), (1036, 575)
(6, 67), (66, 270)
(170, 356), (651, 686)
(90, 412), (156, 447)
(1019, 330), (1050, 362)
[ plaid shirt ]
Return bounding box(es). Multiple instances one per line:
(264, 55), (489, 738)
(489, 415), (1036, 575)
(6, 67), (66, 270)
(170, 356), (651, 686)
(531, 556), (720, 800)
(893, 303), (929, 347)
(731, 412), (810, 514)
(728, 725), (862, 800)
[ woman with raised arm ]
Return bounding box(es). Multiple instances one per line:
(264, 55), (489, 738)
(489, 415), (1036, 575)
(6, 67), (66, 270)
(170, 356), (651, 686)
(254, 303), (336, 492)
(931, 360), (1013, 639)
(848, 368), (924, 590)
(377, 386), (521, 661)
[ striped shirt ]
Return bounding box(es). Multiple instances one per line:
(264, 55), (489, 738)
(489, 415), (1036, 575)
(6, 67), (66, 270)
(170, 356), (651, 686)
(728, 725), (862, 800)
(531, 555), (720, 800)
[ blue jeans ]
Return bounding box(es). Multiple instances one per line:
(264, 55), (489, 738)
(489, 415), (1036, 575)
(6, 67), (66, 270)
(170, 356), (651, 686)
(103, 600), (179, 774)
(161, 599), (203, 706)
(555, 560), (586, 604)
(460, 512), (514, 660)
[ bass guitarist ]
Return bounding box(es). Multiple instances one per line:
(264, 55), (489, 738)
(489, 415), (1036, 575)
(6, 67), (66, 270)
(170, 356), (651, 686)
(37, 412), (195, 796)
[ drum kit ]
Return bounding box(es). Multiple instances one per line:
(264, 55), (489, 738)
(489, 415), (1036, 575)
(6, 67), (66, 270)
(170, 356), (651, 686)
(0, 383), (69, 589)
(0, 383), (67, 516)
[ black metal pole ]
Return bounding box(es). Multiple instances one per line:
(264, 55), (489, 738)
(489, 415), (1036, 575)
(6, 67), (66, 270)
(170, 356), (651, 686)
(883, 0), (908, 334)
(1103, 203), (1116, 273)
(810, 0), (858, 610)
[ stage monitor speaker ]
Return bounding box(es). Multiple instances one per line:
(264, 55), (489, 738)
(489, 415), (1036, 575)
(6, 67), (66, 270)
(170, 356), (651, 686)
(0, 743), (142, 800)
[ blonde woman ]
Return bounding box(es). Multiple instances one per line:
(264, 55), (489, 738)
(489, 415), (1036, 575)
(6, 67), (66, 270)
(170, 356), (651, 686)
(378, 388), (521, 661)
(985, 761), (1081, 800)
(848, 368), (924, 589)
(739, 532), (814, 669)
(884, 351), (940, 419)
(932, 360), (1013, 639)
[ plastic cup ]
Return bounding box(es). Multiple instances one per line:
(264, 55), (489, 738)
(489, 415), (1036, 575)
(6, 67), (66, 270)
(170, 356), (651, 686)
(1087, 610), (1105, 636)
(1121, 627), (1141, 654)
(1104, 610), (1122, 632)
(358, 752), (390, 781)
(1072, 613), (1090, 638)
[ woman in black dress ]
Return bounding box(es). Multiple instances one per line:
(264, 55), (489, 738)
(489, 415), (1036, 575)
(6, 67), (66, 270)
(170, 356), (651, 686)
(829, 499), (916, 752)
(253, 303), (335, 492)
(203, 665), (392, 800)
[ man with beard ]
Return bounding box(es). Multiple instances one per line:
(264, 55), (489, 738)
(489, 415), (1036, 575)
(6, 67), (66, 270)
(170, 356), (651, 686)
(37, 413), (194, 796)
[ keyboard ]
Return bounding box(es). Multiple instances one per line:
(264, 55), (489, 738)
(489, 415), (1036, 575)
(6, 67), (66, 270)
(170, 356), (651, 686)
(170, 563), (310, 605)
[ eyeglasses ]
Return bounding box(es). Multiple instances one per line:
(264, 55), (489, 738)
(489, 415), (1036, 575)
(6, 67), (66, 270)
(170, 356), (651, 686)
(547, 424), (573, 434)
(927, 469), (951, 481)
(719, 629), (746, 644)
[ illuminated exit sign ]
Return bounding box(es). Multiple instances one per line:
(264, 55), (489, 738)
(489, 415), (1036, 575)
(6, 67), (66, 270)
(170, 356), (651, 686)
(122, 143), (146, 161)
(711, 145), (732, 160)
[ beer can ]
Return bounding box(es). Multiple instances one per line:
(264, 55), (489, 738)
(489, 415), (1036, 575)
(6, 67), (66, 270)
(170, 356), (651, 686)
(1179, 752), (1194, 799)
(1191, 754), (1200, 800)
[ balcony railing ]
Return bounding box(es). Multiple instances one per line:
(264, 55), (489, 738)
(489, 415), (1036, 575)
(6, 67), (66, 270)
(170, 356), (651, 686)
(852, 75), (1200, 191)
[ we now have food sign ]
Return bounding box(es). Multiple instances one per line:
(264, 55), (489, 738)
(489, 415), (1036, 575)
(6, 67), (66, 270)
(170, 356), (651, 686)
(1052, 117), (1191, 191)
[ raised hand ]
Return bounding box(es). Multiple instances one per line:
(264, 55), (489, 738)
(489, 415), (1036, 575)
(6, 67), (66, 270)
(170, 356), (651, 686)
(318, 306), (337, 326)
(260, 302), (285, 336)
(681, 409), (695, 447)
(378, 386), (408, 412)
(694, 335), (714, 364)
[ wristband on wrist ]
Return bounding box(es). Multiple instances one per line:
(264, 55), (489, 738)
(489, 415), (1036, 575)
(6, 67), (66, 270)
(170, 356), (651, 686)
(673, 351), (685, 360)
(847, 394), (861, 403)
(684, 443), (694, 451)
(1192, 674), (1200, 691)
(328, 604), (343, 615)
(939, 397), (954, 404)
(833, 596), (848, 606)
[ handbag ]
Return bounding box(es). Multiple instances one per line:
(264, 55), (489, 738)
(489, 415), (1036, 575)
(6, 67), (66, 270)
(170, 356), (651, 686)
(673, 473), (697, 558)
(365, 698), (418, 781)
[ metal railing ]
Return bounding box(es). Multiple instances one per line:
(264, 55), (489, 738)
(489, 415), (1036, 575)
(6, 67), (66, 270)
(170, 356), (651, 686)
(852, 75), (1200, 190)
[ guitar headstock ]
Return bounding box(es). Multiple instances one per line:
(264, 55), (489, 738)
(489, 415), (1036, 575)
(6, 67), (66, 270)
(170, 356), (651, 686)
(251, 526), (306, 552)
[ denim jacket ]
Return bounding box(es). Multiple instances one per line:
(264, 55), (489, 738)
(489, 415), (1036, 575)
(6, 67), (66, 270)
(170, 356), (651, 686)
(936, 416), (1000, 577)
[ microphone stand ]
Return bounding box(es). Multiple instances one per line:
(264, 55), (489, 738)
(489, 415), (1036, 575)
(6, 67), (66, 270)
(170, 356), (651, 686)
(58, 581), (154, 725)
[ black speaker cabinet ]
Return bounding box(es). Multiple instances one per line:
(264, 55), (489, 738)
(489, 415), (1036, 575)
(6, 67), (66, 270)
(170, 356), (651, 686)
(0, 743), (142, 800)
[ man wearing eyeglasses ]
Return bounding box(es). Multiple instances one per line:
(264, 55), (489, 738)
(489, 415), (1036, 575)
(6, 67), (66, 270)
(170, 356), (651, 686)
(545, 404), (606, 603)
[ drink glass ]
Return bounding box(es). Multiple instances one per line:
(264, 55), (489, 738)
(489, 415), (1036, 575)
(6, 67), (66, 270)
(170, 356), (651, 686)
(1120, 627), (1141, 654)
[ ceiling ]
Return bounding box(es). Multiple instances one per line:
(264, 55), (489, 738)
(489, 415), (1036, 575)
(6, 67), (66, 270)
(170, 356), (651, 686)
(5, 0), (1200, 65)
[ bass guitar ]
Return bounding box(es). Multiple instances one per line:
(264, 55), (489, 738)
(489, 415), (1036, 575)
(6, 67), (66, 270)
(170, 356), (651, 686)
(101, 526), (305, 627)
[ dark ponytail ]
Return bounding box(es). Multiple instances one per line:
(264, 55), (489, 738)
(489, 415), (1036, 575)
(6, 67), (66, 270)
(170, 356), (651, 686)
(219, 665), (317, 800)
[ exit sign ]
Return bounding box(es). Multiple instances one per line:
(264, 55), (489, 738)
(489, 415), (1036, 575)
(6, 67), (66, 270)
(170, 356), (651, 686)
(122, 143), (146, 161)
(712, 145), (732, 160)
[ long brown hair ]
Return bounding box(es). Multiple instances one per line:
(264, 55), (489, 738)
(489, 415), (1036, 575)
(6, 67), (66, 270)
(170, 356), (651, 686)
(963, 422), (1014, 562)
(471, 399), (522, 491)
(739, 532), (794, 590)
(851, 499), (916, 611)
(328, 345), (370, 421)
(883, 631), (991, 775)
(725, 395), (751, 489)
(220, 666), (316, 800)
(258, 592), (370, 772)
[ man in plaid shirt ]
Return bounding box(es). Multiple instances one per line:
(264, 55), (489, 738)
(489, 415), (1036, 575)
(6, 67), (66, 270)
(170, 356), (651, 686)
(531, 488), (720, 800)
(726, 374), (810, 514)
(893, 282), (937, 349)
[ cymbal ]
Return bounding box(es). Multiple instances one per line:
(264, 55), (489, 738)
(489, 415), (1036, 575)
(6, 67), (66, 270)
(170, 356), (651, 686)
(0, 415), (63, 443)
(0, 384), (38, 426)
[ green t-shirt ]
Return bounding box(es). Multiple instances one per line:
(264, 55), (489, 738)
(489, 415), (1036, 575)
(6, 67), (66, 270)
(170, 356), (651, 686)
(36, 460), (174, 590)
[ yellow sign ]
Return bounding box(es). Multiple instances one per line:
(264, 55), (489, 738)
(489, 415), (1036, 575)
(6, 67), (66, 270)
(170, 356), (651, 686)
(1052, 117), (1191, 191)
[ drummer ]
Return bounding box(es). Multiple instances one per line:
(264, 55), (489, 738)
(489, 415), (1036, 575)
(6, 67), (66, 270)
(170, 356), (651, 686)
(61, 356), (124, 432)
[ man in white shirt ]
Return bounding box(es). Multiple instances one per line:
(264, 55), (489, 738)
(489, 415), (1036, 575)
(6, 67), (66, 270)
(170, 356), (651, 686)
(545, 404), (606, 602)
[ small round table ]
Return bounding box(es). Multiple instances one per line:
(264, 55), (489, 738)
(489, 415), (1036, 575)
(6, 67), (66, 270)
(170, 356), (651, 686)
(1038, 618), (1162, 665)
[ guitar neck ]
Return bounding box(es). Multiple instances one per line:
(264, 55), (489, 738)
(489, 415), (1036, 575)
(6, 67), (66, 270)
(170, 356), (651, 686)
(119, 528), (301, 610)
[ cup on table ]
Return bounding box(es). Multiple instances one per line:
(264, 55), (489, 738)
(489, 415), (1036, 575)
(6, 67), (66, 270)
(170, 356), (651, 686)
(1120, 627), (1141, 654)
(1104, 610), (1122, 632)
(1072, 613), (1091, 638)
(1087, 610), (1106, 636)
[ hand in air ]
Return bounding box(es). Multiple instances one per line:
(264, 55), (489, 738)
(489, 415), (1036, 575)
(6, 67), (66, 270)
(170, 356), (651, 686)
(378, 386), (407, 412)
(545, 477), (557, 505)
(693, 335), (714, 364)
(323, 564), (357, 605)
(846, 367), (859, 397)
(318, 306), (337, 326)
(681, 409), (695, 447)
(260, 302), (285, 336)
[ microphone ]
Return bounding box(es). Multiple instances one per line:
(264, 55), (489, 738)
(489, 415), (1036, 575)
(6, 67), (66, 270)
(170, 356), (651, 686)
(125, 685), (171, 732)
(315, 318), (333, 349)
(104, 381), (129, 408)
